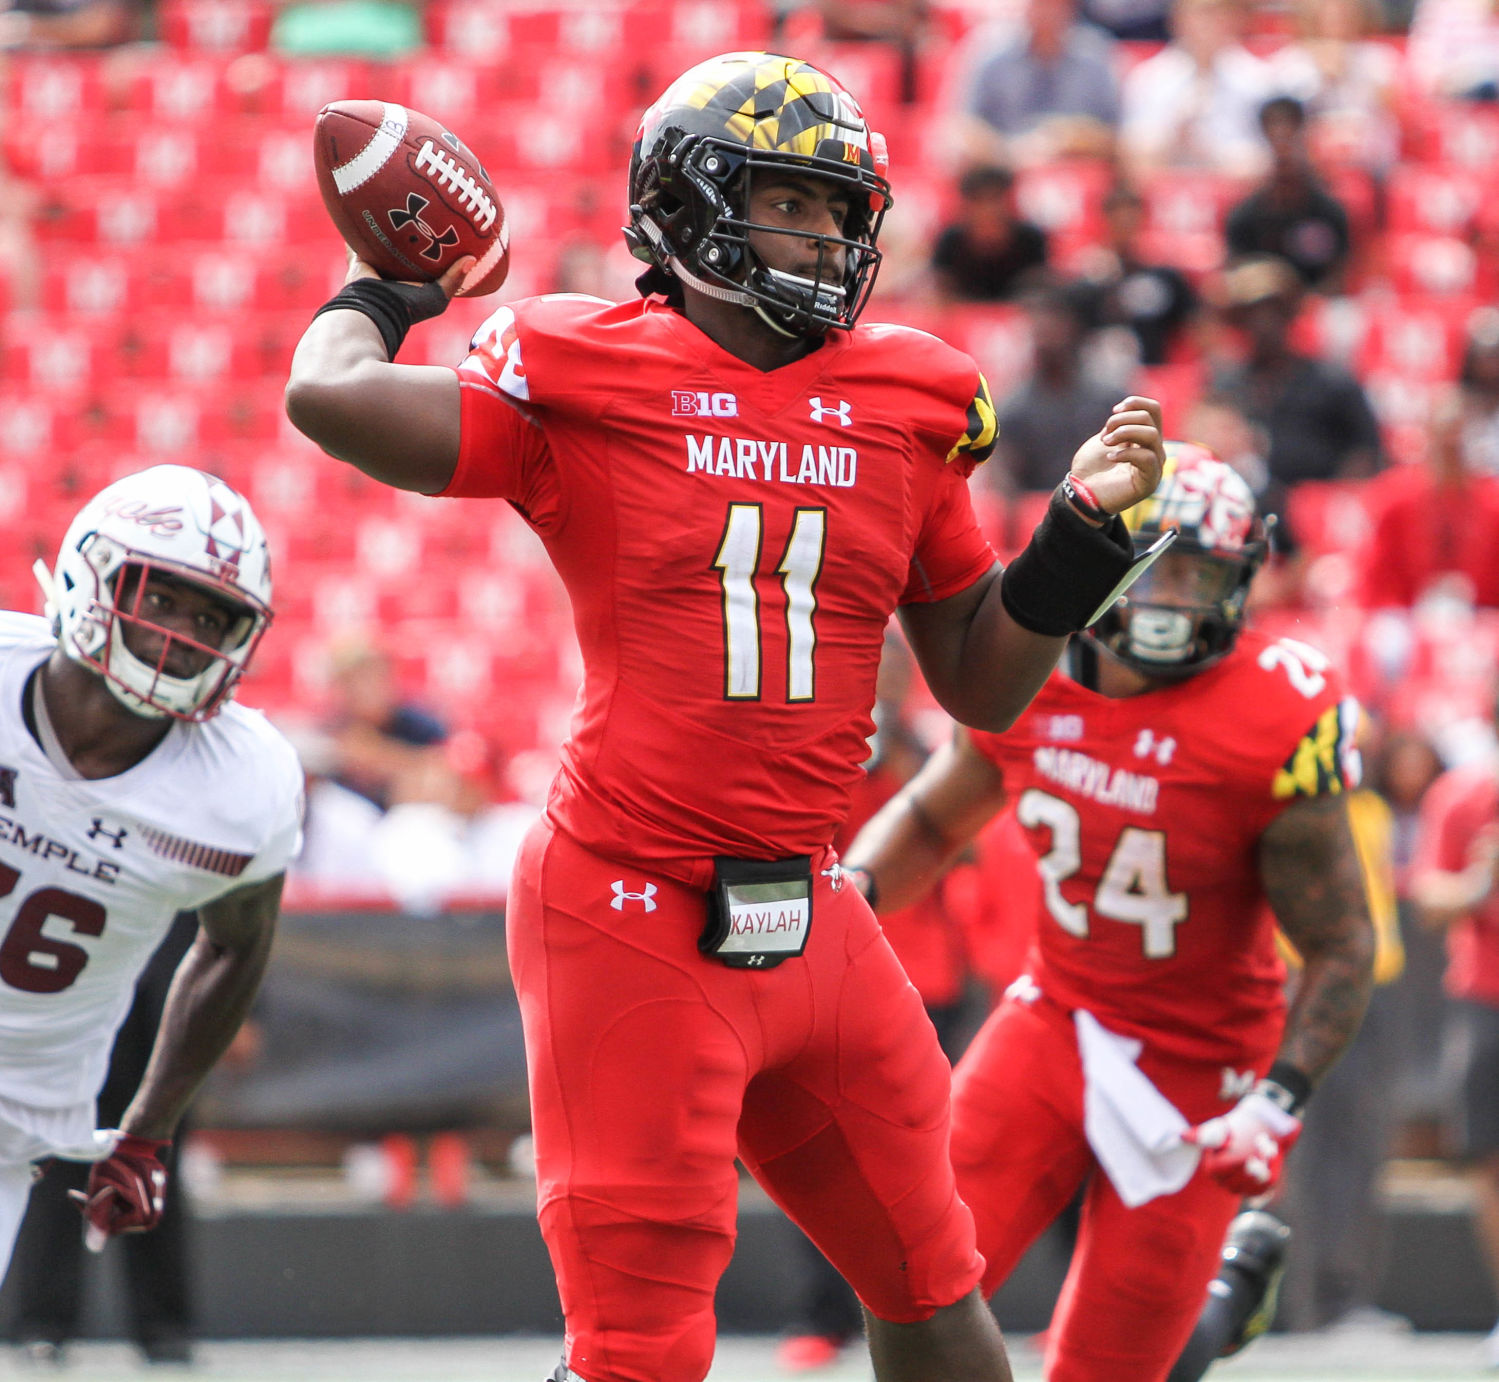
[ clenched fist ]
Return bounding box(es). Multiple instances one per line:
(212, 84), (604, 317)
(1067, 396), (1167, 516)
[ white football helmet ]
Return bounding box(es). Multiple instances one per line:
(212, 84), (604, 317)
(41, 465), (273, 721)
(1088, 442), (1269, 678)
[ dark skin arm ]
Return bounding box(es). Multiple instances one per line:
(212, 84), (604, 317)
(283, 256), (471, 494)
(116, 873), (284, 1141)
(903, 398), (1165, 731)
(1257, 794), (1375, 1085)
(845, 727), (1010, 912)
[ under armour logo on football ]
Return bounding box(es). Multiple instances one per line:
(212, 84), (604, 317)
(808, 396), (852, 427)
(610, 880), (658, 912)
(388, 193), (459, 262)
(87, 819), (128, 849)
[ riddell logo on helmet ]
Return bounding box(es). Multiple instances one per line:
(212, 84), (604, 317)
(102, 501), (183, 535)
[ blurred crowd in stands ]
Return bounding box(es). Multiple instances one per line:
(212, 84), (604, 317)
(3, 0), (1499, 1348)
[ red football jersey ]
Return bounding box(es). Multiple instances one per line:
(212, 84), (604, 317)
(1411, 762), (1499, 1005)
(447, 294), (998, 883)
(971, 629), (1362, 1064)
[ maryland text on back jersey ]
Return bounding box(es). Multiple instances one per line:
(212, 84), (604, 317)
(972, 628), (1361, 1065)
(448, 294), (999, 884)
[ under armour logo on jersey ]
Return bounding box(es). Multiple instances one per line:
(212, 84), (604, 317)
(1133, 730), (1177, 765)
(610, 880), (658, 912)
(0, 767), (16, 809)
(87, 819), (128, 849)
(808, 396), (852, 427)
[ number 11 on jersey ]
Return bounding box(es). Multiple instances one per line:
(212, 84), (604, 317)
(713, 504), (827, 703)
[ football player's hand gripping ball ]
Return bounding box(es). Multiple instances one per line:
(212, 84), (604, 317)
(69, 1134), (171, 1251)
(1184, 1091), (1302, 1195)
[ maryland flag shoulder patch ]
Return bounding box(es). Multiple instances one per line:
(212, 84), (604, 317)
(1272, 697), (1363, 801)
(947, 371), (998, 465)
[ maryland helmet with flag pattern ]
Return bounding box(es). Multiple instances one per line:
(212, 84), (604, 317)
(41, 465), (273, 721)
(625, 51), (892, 338)
(1088, 442), (1270, 677)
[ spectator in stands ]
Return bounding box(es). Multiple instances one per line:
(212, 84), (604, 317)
(8, 917), (201, 1369)
(1074, 183), (1199, 366)
(1459, 306), (1499, 475)
(994, 277), (1127, 492)
(1080, 0), (1173, 40)
(1119, 0), (1277, 178)
(1268, 0), (1400, 178)
(317, 633), (448, 812)
(1224, 97), (1353, 293)
(1208, 254), (1383, 490)
(930, 165), (1050, 303)
(1408, 0), (1499, 100)
(1359, 386), (1499, 609)
(0, 0), (142, 47)
(1410, 707), (1499, 1369)
(1177, 392), (1312, 605)
(946, 0), (1121, 170)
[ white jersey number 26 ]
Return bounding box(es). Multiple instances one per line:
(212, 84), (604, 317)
(0, 864), (105, 994)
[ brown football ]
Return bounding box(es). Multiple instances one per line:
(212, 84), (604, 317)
(313, 99), (509, 297)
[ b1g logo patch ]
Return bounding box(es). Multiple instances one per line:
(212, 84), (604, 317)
(672, 390), (737, 420)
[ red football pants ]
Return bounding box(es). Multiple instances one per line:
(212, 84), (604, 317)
(951, 993), (1250, 1382)
(509, 817), (984, 1382)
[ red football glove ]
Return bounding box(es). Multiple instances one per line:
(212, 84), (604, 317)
(68, 1134), (170, 1250)
(1184, 1090), (1302, 1195)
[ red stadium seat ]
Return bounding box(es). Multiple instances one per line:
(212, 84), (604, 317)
(1380, 232), (1479, 297)
(938, 305), (1033, 399)
(1139, 169), (1251, 274)
(1284, 479), (1375, 560)
(1354, 294), (1475, 380)
(1015, 160), (1112, 259)
(1386, 163), (1483, 237)
(5, 55), (110, 118)
(158, 0), (273, 51)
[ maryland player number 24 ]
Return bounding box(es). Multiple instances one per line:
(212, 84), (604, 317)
(1018, 789), (1188, 959)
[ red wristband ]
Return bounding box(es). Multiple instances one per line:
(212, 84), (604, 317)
(1062, 473), (1107, 522)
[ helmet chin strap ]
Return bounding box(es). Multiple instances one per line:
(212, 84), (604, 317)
(665, 253), (757, 309)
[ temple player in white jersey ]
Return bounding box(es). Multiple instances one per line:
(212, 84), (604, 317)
(0, 463), (301, 1264)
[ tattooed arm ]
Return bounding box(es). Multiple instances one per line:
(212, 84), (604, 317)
(1257, 793), (1376, 1085)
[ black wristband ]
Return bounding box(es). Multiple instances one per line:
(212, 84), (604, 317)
(1000, 485), (1133, 637)
(311, 277), (450, 361)
(1260, 1062), (1313, 1115)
